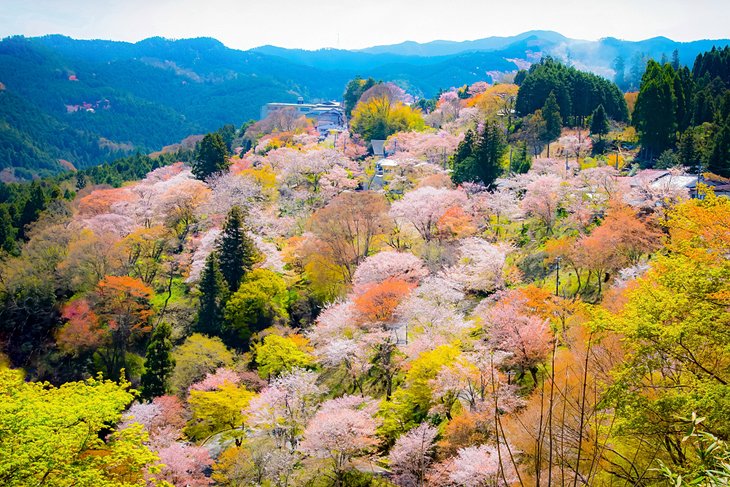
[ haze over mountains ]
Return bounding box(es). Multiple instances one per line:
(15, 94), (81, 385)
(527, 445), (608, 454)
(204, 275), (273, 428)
(1, 30), (728, 178)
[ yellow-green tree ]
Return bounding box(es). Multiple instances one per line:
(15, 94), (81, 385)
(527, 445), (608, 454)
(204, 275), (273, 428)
(253, 334), (315, 379)
(350, 95), (425, 141)
(0, 366), (161, 487)
(184, 381), (255, 443)
(602, 189), (730, 483)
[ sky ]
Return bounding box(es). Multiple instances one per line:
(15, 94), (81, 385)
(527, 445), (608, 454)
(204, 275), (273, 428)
(0, 0), (728, 51)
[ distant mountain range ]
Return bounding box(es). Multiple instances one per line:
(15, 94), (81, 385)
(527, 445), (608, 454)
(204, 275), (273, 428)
(0, 31), (728, 178)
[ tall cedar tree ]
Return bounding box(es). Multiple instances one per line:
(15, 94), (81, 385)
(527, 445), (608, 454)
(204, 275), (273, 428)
(217, 206), (257, 292)
(542, 91), (562, 157)
(451, 120), (507, 187)
(192, 133), (230, 180)
(708, 117), (730, 177)
(633, 61), (678, 160)
(590, 104), (610, 140)
(140, 322), (175, 399)
(196, 251), (228, 336)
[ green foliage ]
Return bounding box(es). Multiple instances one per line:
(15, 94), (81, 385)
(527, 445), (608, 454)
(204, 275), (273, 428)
(350, 96), (425, 142)
(634, 60), (681, 159)
(217, 206), (258, 292)
(170, 333), (235, 394)
(451, 121), (507, 187)
(515, 57), (629, 124)
(195, 252), (228, 337)
(378, 344), (460, 443)
(192, 133), (230, 180)
(254, 334), (314, 379)
(0, 366), (160, 486)
(344, 76), (378, 118)
(140, 322), (175, 400)
(655, 149), (680, 169)
(185, 381), (254, 442)
(542, 91), (563, 145)
(708, 116), (730, 177)
(224, 269), (290, 348)
(590, 104), (610, 139)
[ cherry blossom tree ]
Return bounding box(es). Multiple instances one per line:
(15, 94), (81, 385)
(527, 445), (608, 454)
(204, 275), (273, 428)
(188, 367), (241, 392)
(389, 423), (439, 487)
(155, 441), (213, 487)
(443, 238), (509, 294)
(520, 174), (568, 234)
(202, 172), (264, 217)
(352, 251), (428, 289)
(300, 395), (379, 484)
(482, 296), (553, 386)
(448, 444), (517, 487)
(245, 369), (325, 450)
(390, 187), (468, 242)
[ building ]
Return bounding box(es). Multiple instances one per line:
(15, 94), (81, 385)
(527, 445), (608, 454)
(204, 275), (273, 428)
(260, 99), (345, 134)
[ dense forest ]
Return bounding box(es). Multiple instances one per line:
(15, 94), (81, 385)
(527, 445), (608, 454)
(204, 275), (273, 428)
(1, 43), (730, 487)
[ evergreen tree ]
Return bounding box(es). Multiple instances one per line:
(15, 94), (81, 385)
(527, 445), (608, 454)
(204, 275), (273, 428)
(590, 104), (610, 140)
(678, 129), (701, 172)
(613, 56), (626, 90)
(671, 49), (681, 71)
(18, 183), (46, 239)
(451, 120), (506, 187)
(708, 118), (730, 177)
(217, 206), (258, 292)
(196, 252), (228, 336)
(634, 61), (678, 160)
(140, 322), (175, 399)
(0, 205), (16, 253)
(542, 91), (563, 157)
(192, 133), (230, 180)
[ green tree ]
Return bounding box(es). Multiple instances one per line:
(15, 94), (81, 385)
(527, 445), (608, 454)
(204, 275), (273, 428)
(224, 269), (290, 348)
(343, 76), (377, 118)
(0, 205), (16, 253)
(708, 117), (730, 177)
(217, 206), (258, 292)
(185, 382), (254, 443)
(542, 91), (563, 157)
(169, 333), (235, 394)
(254, 334), (314, 379)
(0, 366), (161, 486)
(633, 60), (678, 160)
(192, 132), (230, 180)
(196, 252), (228, 336)
(140, 322), (175, 399)
(590, 104), (610, 140)
(451, 120), (507, 187)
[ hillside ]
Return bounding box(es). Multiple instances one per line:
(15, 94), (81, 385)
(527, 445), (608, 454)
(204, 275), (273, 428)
(1, 32), (728, 178)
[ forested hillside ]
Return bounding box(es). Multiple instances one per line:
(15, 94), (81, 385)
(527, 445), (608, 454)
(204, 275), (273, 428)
(2, 44), (730, 485)
(2, 32), (729, 178)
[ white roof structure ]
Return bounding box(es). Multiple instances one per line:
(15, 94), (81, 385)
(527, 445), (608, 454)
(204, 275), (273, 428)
(379, 159), (399, 167)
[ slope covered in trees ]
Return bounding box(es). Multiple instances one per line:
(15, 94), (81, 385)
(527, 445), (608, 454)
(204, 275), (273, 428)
(2, 48), (730, 487)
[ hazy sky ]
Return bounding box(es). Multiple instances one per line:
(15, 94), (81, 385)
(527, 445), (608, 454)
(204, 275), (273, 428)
(1, 0), (728, 50)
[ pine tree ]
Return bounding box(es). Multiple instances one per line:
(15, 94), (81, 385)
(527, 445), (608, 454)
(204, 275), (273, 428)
(0, 205), (16, 253)
(671, 49), (681, 71)
(451, 121), (506, 187)
(192, 133), (230, 180)
(708, 118), (730, 177)
(140, 322), (175, 399)
(217, 206), (258, 292)
(634, 60), (678, 160)
(590, 104), (610, 140)
(196, 251), (227, 336)
(542, 91), (563, 157)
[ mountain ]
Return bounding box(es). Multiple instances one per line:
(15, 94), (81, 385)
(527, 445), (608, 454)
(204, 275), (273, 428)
(1, 31), (728, 178)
